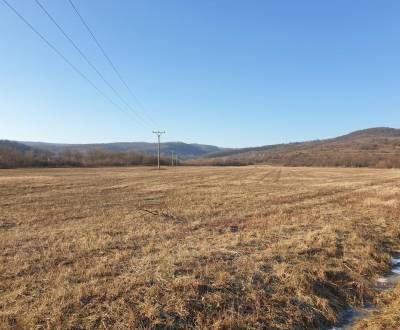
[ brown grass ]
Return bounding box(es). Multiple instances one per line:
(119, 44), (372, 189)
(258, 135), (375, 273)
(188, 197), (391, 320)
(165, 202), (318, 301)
(1, 166), (400, 329)
(353, 284), (400, 329)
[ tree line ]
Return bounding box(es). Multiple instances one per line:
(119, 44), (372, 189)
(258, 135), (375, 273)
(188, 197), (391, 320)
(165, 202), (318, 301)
(189, 151), (400, 168)
(0, 146), (169, 168)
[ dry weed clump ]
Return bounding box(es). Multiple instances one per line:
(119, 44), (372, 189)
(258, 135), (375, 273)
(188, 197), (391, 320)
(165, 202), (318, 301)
(1, 166), (400, 329)
(353, 284), (400, 329)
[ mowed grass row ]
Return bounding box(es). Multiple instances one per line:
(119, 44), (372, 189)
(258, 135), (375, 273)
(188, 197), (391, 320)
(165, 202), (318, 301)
(1, 166), (400, 329)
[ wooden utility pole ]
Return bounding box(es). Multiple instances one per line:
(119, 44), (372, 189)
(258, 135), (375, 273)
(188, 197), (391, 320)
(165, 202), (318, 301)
(152, 131), (165, 169)
(171, 151), (174, 167)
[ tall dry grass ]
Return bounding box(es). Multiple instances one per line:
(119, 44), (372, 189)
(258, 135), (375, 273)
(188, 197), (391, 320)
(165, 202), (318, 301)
(1, 166), (400, 329)
(353, 284), (400, 329)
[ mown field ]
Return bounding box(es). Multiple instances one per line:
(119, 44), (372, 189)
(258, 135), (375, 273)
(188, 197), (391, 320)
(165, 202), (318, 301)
(1, 166), (400, 329)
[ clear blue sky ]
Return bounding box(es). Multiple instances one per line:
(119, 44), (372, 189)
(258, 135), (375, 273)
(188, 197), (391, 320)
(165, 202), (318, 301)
(1, 0), (400, 147)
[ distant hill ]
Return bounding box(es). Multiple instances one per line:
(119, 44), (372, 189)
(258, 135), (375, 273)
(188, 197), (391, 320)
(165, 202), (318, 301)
(192, 127), (400, 168)
(0, 140), (35, 153)
(4, 128), (400, 168)
(0, 140), (160, 168)
(22, 141), (226, 160)
(0, 140), (53, 168)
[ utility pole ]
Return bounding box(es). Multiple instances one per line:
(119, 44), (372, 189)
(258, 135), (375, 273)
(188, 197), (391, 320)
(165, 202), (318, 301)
(152, 131), (165, 169)
(171, 151), (174, 167)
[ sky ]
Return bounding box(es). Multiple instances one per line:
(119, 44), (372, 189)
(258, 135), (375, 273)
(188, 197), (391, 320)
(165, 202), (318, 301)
(1, 0), (400, 148)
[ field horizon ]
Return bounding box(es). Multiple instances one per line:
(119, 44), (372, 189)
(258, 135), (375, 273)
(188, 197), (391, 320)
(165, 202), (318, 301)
(3, 127), (400, 169)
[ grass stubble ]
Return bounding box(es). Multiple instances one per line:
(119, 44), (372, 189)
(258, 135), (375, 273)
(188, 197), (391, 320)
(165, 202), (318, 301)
(1, 166), (400, 329)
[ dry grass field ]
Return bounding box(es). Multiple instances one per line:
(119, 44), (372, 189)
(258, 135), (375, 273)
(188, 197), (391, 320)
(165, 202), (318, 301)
(1, 166), (400, 329)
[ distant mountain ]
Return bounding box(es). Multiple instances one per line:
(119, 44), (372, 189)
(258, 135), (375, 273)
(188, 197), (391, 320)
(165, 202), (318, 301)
(4, 127), (400, 168)
(0, 140), (164, 168)
(0, 140), (55, 168)
(21, 141), (227, 160)
(0, 140), (35, 153)
(193, 127), (400, 168)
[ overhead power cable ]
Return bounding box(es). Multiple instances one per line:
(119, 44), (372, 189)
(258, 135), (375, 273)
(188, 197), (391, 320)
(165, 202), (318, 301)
(67, 0), (159, 128)
(34, 0), (151, 128)
(1, 0), (141, 125)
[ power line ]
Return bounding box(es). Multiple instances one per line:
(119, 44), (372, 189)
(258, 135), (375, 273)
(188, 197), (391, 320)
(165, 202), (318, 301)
(152, 131), (165, 169)
(34, 0), (151, 128)
(67, 0), (159, 129)
(1, 0), (140, 125)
